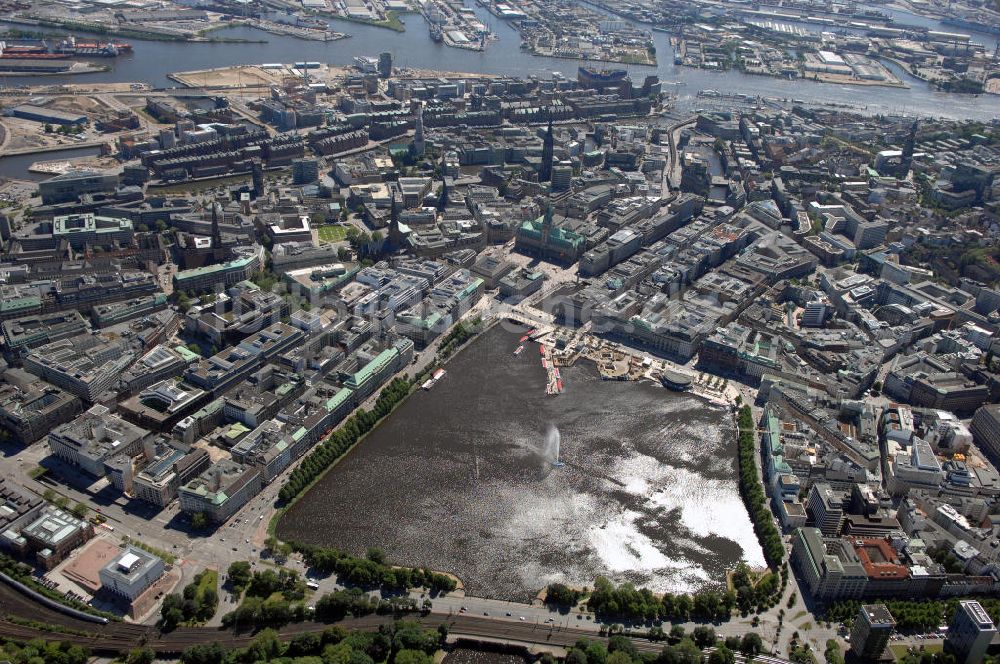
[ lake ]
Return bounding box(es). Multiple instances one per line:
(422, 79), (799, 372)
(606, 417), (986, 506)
(278, 324), (764, 601)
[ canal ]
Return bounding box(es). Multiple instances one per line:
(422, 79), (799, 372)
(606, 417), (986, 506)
(277, 324), (763, 601)
(0, 145), (103, 181)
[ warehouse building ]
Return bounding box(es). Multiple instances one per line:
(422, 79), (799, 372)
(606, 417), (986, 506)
(7, 104), (87, 126)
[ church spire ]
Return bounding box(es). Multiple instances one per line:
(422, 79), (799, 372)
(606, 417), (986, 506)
(412, 102), (425, 157)
(387, 193), (403, 251)
(899, 119), (917, 178)
(540, 117), (554, 182)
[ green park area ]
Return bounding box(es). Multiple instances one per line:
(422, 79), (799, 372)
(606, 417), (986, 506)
(317, 225), (349, 244)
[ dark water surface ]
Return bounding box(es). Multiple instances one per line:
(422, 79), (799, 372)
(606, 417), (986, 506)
(443, 648), (529, 664)
(278, 325), (763, 601)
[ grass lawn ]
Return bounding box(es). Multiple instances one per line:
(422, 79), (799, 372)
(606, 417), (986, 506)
(891, 643), (941, 659)
(317, 225), (349, 243)
(195, 569), (219, 596)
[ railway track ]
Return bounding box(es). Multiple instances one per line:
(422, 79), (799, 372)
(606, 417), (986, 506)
(0, 582), (673, 657)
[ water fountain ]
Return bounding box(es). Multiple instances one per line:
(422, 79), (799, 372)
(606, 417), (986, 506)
(544, 424), (564, 468)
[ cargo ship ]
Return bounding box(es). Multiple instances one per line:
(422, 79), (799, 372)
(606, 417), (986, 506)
(0, 42), (48, 55)
(0, 37), (131, 59)
(55, 37), (133, 57)
(0, 52), (69, 60)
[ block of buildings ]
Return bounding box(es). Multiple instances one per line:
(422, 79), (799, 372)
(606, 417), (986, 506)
(3, 504), (94, 569)
(0, 371), (82, 445)
(48, 405), (152, 477)
(178, 459), (262, 524)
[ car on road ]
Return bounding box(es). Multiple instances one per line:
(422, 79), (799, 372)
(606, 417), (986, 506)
(506, 612), (512, 616)
(519, 617), (525, 621)
(483, 611), (489, 616)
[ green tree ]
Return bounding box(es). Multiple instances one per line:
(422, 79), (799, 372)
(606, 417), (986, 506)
(824, 639), (844, 664)
(190, 512), (209, 530)
(692, 625), (716, 648)
(395, 650), (433, 664)
(741, 632), (763, 658)
(607, 635), (637, 659)
(71, 501), (89, 519)
(708, 646), (736, 664)
(125, 647), (155, 664)
(227, 561), (252, 592)
(159, 593), (184, 631)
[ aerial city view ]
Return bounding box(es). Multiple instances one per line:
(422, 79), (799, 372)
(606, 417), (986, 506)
(0, 0), (998, 661)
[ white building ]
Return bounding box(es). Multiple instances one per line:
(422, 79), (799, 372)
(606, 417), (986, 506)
(98, 546), (165, 601)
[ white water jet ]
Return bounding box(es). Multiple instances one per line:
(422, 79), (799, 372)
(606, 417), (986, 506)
(545, 424), (564, 467)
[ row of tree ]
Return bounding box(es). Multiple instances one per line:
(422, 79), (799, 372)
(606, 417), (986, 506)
(181, 620), (441, 664)
(824, 598), (1000, 633)
(313, 588), (421, 622)
(562, 631), (763, 664)
(544, 582), (585, 607)
(585, 576), (737, 623)
(735, 405), (785, 569)
(437, 318), (481, 360)
(278, 377), (412, 504)
(0, 640), (90, 664)
(292, 542), (458, 593)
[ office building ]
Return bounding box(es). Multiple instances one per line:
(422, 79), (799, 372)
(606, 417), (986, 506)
(551, 161), (573, 192)
(0, 311), (90, 357)
(173, 244), (265, 292)
(849, 604), (895, 661)
(23, 334), (136, 402)
(971, 404), (1000, 463)
(38, 170), (119, 205)
(791, 527), (868, 600)
(292, 158), (320, 185)
(51, 213), (134, 249)
(808, 483), (846, 535)
(945, 600), (997, 664)
(378, 51), (392, 78)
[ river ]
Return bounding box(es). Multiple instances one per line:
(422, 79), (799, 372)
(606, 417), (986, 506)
(277, 324), (764, 601)
(1, 2), (998, 121)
